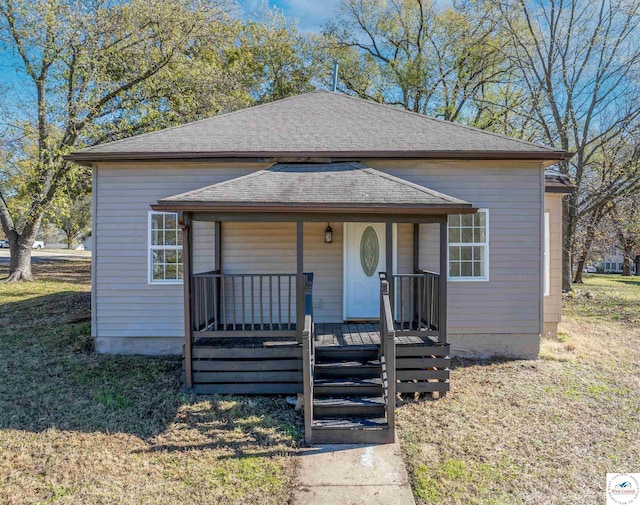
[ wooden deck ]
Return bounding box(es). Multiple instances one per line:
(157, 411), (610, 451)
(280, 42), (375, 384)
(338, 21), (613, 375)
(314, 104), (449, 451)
(314, 322), (438, 347)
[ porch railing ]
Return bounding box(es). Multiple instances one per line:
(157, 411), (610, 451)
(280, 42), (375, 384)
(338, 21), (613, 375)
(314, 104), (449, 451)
(379, 273), (396, 443)
(301, 273), (314, 444)
(191, 271), (304, 337)
(392, 270), (442, 341)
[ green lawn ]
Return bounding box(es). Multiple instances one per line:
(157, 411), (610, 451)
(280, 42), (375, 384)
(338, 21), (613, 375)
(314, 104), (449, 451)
(398, 274), (640, 505)
(0, 260), (302, 505)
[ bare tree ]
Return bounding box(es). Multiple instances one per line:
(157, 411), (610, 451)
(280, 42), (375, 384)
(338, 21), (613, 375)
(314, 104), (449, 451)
(495, 0), (640, 290)
(322, 0), (512, 124)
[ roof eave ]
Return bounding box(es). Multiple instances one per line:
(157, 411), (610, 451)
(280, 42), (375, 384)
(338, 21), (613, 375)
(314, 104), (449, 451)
(65, 149), (574, 166)
(151, 201), (477, 215)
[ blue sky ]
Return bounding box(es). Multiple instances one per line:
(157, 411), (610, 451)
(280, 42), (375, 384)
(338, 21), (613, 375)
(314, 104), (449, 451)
(0, 1), (339, 94)
(241, 0), (341, 32)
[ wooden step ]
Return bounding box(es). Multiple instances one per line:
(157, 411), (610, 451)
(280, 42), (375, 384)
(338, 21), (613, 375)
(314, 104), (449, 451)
(314, 360), (381, 379)
(313, 396), (385, 418)
(311, 417), (390, 444)
(312, 417), (388, 429)
(315, 345), (379, 363)
(314, 378), (383, 397)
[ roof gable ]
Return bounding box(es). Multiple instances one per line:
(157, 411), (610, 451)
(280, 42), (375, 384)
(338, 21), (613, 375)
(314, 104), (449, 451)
(70, 91), (571, 163)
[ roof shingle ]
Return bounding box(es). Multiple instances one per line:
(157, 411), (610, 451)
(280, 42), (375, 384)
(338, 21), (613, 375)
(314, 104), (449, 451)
(156, 162), (472, 211)
(70, 90), (570, 162)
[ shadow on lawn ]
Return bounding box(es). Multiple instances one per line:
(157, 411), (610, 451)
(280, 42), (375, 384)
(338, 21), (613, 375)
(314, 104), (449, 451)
(0, 291), (302, 454)
(609, 276), (640, 287)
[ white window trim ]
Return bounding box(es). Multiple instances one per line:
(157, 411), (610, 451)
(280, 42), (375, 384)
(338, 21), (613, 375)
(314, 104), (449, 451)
(544, 212), (550, 296)
(447, 208), (490, 282)
(148, 211), (183, 285)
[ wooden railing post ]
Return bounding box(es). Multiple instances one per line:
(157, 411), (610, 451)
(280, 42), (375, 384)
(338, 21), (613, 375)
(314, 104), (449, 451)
(439, 221), (448, 344)
(302, 272), (314, 444)
(379, 273), (396, 443)
(180, 212), (193, 389)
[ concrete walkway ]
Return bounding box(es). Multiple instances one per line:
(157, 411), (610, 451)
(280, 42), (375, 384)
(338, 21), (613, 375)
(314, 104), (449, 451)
(291, 442), (416, 505)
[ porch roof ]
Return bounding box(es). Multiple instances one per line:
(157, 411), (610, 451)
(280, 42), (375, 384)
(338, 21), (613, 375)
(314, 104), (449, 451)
(152, 162), (474, 216)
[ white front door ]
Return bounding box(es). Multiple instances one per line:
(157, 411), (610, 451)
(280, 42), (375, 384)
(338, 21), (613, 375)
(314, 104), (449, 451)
(344, 223), (394, 319)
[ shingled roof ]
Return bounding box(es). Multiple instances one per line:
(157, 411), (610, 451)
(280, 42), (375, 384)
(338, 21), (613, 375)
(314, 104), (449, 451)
(69, 90), (571, 164)
(545, 172), (576, 194)
(153, 162), (474, 215)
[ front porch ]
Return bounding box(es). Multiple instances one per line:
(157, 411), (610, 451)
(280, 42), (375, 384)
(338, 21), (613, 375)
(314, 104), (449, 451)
(154, 162), (475, 443)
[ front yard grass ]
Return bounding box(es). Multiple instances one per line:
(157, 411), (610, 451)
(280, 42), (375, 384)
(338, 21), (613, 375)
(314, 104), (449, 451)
(399, 274), (640, 505)
(0, 260), (302, 505)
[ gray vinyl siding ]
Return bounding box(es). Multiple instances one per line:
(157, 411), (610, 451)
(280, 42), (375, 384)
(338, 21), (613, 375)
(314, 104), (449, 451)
(94, 159), (544, 350)
(95, 163), (268, 341)
(369, 160), (544, 335)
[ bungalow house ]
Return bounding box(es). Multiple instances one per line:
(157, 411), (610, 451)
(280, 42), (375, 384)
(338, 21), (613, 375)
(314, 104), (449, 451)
(68, 90), (573, 443)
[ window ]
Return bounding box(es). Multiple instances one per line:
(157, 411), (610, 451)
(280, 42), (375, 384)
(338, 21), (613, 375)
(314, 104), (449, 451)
(448, 209), (489, 281)
(544, 212), (550, 296)
(148, 211), (183, 284)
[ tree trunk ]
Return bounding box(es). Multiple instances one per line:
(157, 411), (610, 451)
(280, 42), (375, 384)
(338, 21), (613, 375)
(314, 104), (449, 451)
(2, 218), (41, 283)
(5, 239), (35, 282)
(562, 195), (575, 292)
(622, 244), (634, 277)
(573, 208), (604, 284)
(635, 255), (640, 276)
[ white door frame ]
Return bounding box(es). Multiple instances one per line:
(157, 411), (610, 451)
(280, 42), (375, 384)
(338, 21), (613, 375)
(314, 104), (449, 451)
(342, 222), (398, 321)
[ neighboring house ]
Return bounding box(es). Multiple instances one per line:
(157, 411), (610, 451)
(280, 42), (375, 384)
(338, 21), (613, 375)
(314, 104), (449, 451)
(68, 91), (573, 443)
(543, 174), (575, 338)
(597, 253), (637, 274)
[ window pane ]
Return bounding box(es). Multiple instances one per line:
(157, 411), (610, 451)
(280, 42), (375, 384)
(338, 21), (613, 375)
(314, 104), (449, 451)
(449, 214), (460, 227)
(449, 262), (460, 277)
(474, 228), (486, 243)
(152, 230), (163, 246)
(461, 227), (473, 242)
(449, 246), (460, 261)
(461, 262), (472, 277)
(461, 214), (474, 227)
(473, 261), (484, 277)
(164, 231), (177, 246)
(165, 250), (177, 264)
(165, 264), (177, 279)
(165, 213), (177, 230)
(176, 230), (183, 245)
(474, 212), (486, 227)
(473, 246), (482, 261)
(153, 263), (163, 280)
(449, 227), (461, 243)
(151, 214), (164, 230)
(461, 247), (472, 261)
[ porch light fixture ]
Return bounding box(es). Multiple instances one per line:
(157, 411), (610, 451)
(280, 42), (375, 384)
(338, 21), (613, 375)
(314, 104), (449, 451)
(324, 223), (333, 243)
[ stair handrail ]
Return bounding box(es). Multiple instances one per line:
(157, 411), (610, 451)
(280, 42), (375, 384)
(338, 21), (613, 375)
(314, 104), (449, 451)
(302, 272), (314, 444)
(379, 272), (396, 443)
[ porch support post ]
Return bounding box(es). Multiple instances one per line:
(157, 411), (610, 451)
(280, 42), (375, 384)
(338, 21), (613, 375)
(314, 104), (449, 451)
(180, 212), (193, 389)
(386, 222), (394, 306)
(413, 223), (420, 272)
(296, 221), (304, 340)
(439, 220), (448, 344)
(214, 221), (222, 324)
(214, 221), (221, 271)
(413, 223), (420, 324)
